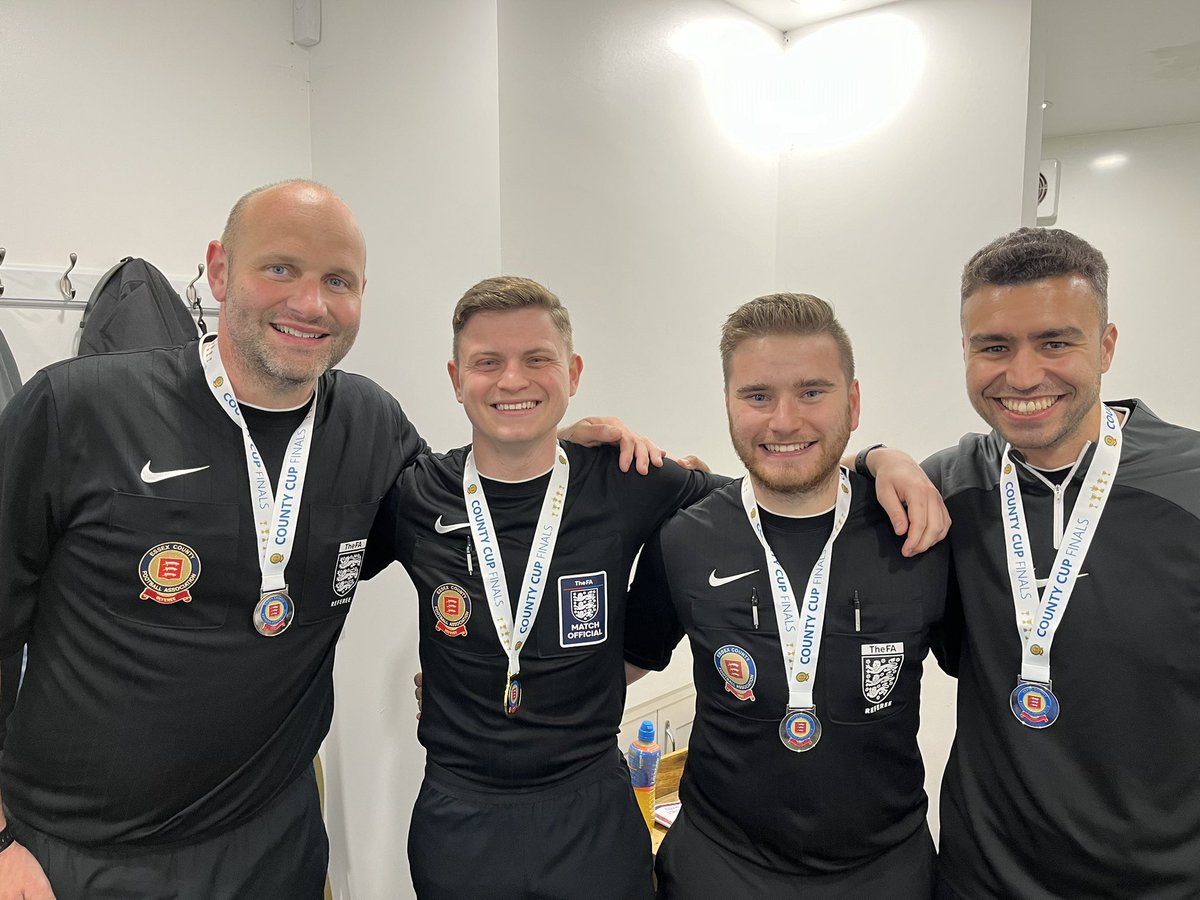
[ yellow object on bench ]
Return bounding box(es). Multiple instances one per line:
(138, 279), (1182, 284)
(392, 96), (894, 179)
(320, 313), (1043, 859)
(651, 748), (687, 855)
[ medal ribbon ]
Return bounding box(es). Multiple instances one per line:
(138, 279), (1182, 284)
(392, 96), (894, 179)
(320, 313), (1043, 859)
(739, 468), (851, 710)
(199, 335), (317, 595)
(1000, 404), (1121, 684)
(462, 447), (569, 678)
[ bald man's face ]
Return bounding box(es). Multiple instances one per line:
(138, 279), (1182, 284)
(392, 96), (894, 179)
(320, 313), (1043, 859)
(207, 185), (366, 407)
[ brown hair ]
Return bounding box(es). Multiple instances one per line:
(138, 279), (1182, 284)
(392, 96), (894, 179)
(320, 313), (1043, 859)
(452, 276), (573, 358)
(720, 293), (854, 384)
(961, 227), (1109, 324)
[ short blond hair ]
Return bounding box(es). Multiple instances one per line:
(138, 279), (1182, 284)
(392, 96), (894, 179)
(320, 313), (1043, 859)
(452, 276), (573, 358)
(720, 293), (854, 385)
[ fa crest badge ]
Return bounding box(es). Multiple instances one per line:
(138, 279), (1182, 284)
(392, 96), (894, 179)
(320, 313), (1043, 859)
(861, 642), (904, 706)
(333, 539), (367, 599)
(558, 571), (607, 648)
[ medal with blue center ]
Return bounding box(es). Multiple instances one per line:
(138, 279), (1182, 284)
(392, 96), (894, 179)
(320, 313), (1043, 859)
(779, 707), (822, 752)
(740, 471), (850, 754)
(1009, 677), (1059, 728)
(254, 590), (294, 637)
(199, 336), (317, 639)
(463, 449), (569, 719)
(504, 672), (522, 717)
(998, 405), (1122, 729)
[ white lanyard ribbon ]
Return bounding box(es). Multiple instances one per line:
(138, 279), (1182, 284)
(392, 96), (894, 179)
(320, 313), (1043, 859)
(462, 446), (569, 678)
(1000, 404), (1121, 684)
(199, 335), (317, 595)
(740, 469), (851, 710)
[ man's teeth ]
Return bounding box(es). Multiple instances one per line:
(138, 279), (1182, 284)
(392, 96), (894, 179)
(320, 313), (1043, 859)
(1001, 397), (1056, 414)
(765, 442), (813, 452)
(495, 401), (538, 411)
(274, 324), (321, 339)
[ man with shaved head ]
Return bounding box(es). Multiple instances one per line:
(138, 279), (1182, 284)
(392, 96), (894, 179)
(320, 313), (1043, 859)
(0, 180), (425, 898)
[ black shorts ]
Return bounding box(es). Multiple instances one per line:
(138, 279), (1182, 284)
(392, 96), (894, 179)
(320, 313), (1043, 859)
(409, 751), (654, 900)
(5, 767), (327, 900)
(655, 807), (935, 900)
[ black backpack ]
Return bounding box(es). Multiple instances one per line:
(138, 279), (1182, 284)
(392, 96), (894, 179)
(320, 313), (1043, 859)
(0, 329), (20, 742)
(78, 257), (202, 356)
(0, 327), (21, 414)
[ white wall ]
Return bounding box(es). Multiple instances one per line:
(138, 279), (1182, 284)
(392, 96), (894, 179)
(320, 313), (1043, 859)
(0, 0), (311, 379)
(1042, 123), (1200, 429)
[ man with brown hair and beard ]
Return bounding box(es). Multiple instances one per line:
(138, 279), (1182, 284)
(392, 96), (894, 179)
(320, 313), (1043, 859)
(625, 293), (951, 899)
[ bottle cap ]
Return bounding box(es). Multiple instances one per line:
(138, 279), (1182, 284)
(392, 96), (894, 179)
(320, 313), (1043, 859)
(638, 719), (655, 742)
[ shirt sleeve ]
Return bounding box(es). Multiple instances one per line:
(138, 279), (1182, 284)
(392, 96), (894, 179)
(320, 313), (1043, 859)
(361, 397), (430, 582)
(362, 479), (402, 580)
(930, 550), (963, 677)
(628, 457), (730, 536)
(921, 448), (960, 675)
(624, 528), (685, 671)
(396, 402), (431, 470)
(0, 373), (64, 657)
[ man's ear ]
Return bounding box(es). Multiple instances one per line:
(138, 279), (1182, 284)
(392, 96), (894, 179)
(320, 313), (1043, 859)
(1100, 323), (1118, 374)
(206, 241), (229, 304)
(567, 354), (583, 397)
(448, 358), (464, 403)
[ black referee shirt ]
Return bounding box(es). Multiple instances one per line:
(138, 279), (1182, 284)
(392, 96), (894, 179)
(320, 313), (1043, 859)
(364, 443), (722, 790)
(929, 400), (1200, 900)
(625, 474), (949, 876)
(0, 343), (426, 846)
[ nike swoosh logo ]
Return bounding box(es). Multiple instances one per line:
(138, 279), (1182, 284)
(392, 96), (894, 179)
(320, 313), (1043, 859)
(141, 461), (211, 483)
(709, 569), (760, 587)
(434, 516), (471, 534)
(1035, 573), (1088, 589)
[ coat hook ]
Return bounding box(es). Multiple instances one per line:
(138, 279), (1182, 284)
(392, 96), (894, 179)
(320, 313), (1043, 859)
(187, 262), (209, 335)
(0, 247), (6, 297)
(58, 252), (78, 301)
(185, 263), (205, 308)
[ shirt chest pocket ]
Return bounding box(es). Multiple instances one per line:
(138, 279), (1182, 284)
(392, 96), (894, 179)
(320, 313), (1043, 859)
(294, 499), (381, 625)
(103, 492), (240, 629)
(533, 532), (622, 659)
(411, 534), (497, 657)
(691, 572), (779, 635)
(822, 595), (927, 725)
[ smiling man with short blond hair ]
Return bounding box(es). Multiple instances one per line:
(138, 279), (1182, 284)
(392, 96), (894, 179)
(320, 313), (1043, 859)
(625, 292), (950, 898)
(364, 275), (725, 900)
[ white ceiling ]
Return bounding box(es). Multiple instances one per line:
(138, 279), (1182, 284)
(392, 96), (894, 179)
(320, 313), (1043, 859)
(719, 0), (900, 31)
(722, 0), (1200, 138)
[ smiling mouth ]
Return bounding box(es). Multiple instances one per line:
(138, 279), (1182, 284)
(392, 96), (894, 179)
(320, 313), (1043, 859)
(494, 401), (540, 411)
(762, 441), (815, 453)
(272, 324), (326, 340)
(997, 396), (1059, 415)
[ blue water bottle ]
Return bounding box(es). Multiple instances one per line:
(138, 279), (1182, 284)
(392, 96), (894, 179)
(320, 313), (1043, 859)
(627, 719), (661, 831)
